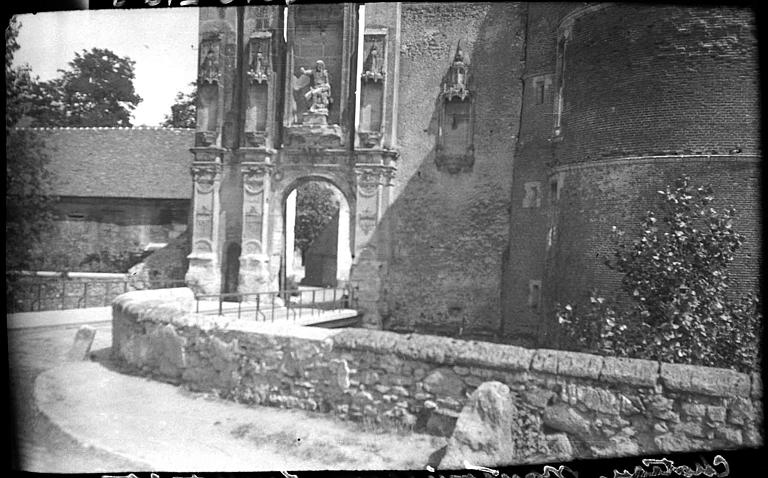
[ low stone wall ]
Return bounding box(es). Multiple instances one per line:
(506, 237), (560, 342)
(112, 289), (763, 463)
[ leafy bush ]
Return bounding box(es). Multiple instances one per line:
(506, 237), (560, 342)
(557, 176), (761, 373)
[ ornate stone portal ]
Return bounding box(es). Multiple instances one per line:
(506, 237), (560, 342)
(186, 5), (401, 327)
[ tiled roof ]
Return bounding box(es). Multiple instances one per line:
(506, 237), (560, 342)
(19, 127), (196, 199)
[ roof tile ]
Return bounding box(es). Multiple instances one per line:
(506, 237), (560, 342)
(23, 128), (195, 199)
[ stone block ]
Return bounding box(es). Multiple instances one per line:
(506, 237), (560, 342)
(727, 397), (755, 425)
(374, 384), (391, 394)
(67, 325), (96, 361)
(572, 385), (620, 415)
(329, 358), (350, 390)
(751, 372), (762, 398)
(715, 427), (743, 446)
(530, 349), (559, 375)
(660, 363), (750, 397)
(706, 405), (726, 423)
(390, 385), (410, 396)
(672, 421), (706, 438)
(523, 388), (555, 409)
(619, 394), (643, 415)
(681, 403), (707, 418)
(360, 370), (380, 385)
(542, 404), (592, 440)
(601, 356), (659, 388)
(422, 368), (465, 398)
(544, 433), (573, 461)
(555, 350), (603, 380)
(453, 365), (470, 375)
(653, 433), (703, 453)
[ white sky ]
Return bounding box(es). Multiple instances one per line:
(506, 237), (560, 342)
(13, 8), (199, 126)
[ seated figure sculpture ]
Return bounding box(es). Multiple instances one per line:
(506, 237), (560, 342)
(300, 60), (332, 116)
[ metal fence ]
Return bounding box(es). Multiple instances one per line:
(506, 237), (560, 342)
(6, 274), (186, 313)
(194, 284), (359, 322)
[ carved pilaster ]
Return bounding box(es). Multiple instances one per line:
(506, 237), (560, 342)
(239, 162), (275, 293)
(186, 161), (223, 295)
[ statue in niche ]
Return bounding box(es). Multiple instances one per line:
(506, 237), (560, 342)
(200, 46), (220, 85)
(248, 49), (269, 84)
(362, 43), (384, 82)
(299, 60), (332, 116)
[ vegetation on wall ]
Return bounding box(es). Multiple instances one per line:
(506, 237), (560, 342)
(6, 17), (58, 271)
(557, 176), (761, 374)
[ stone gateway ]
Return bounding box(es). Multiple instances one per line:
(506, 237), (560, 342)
(181, 3), (759, 339)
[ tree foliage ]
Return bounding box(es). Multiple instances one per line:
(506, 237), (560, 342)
(294, 182), (340, 257)
(162, 82), (197, 128)
(6, 17), (57, 270)
(557, 176), (761, 373)
(26, 47), (142, 127)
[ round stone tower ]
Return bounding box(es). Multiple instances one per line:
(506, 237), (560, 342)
(540, 4), (760, 327)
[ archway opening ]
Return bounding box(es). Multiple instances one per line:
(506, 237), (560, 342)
(222, 242), (241, 297)
(283, 180), (352, 291)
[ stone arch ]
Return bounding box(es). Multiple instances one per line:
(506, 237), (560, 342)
(272, 173), (355, 291)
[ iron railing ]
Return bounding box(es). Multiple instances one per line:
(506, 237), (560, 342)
(6, 275), (186, 313)
(194, 283), (359, 322)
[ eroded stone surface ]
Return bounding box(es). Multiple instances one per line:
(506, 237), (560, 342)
(660, 363), (750, 397)
(439, 382), (517, 469)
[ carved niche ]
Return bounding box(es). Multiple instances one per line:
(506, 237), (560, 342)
(245, 32), (272, 147)
(358, 31), (387, 148)
(436, 41), (474, 174)
(197, 32), (223, 146)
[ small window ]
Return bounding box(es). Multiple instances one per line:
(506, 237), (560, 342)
(528, 280), (542, 309)
(536, 81), (546, 105)
(67, 213), (86, 221)
(550, 179), (559, 201)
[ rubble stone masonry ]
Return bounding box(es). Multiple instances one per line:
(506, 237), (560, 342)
(113, 289), (763, 463)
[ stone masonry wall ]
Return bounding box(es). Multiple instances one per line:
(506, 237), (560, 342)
(113, 289), (763, 464)
(383, 3), (523, 335)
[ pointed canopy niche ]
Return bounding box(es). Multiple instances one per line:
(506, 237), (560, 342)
(436, 41), (474, 174)
(358, 29), (387, 148)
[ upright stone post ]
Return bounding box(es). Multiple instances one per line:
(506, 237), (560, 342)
(186, 157), (223, 295)
(239, 161), (275, 294)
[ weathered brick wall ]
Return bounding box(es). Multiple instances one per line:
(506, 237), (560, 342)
(502, 4), (761, 336)
(384, 2), (523, 334)
(555, 5), (759, 163)
(501, 3), (574, 338)
(544, 158), (761, 328)
(113, 290), (763, 462)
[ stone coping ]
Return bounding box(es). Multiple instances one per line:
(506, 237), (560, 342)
(113, 288), (761, 400)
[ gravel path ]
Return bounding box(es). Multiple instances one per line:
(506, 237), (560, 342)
(9, 318), (446, 473)
(8, 322), (150, 472)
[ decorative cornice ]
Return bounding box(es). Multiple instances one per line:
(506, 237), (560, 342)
(549, 154), (761, 175)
